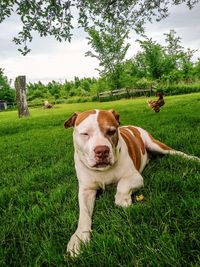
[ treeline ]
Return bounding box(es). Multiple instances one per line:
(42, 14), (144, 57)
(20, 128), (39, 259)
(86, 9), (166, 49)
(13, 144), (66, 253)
(0, 30), (200, 105)
(26, 77), (99, 105)
(0, 69), (15, 103)
(26, 29), (200, 104)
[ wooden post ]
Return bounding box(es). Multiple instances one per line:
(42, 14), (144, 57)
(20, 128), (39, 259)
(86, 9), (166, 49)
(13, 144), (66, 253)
(15, 76), (30, 118)
(150, 84), (153, 96)
(126, 88), (131, 98)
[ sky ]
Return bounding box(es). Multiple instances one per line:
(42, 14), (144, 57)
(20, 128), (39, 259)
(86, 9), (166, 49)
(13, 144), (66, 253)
(0, 2), (200, 85)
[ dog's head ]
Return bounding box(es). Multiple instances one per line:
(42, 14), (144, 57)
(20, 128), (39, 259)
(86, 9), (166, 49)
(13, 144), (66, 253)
(64, 109), (120, 171)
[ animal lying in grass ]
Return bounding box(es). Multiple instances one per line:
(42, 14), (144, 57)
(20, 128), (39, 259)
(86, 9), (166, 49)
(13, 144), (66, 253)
(147, 92), (165, 112)
(64, 109), (199, 256)
(44, 100), (53, 109)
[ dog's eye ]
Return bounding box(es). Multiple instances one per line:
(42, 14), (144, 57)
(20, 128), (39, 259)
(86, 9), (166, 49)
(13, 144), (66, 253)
(80, 133), (89, 136)
(106, 129), (116, 136)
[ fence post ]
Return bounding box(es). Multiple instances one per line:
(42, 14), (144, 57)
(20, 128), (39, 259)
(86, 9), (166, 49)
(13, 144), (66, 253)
(126, 88), (130, 98)
(15, 75), (30, 118)
(150, 84), (153, 96)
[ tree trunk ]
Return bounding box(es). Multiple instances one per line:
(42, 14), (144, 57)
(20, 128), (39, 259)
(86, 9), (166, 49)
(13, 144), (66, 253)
(15, 76), (30, 118)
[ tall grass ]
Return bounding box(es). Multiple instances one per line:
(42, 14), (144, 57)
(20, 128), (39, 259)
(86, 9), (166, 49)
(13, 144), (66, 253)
(0, 93), (200, 266)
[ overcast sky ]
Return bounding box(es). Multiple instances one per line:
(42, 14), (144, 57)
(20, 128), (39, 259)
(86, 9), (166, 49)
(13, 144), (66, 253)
(0, 2), (200, 85)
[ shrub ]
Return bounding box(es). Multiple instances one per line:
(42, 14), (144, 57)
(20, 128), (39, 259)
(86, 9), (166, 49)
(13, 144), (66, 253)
(65, 96), (91, 104)
(55, 99), (67, 104)
(135, 78), (152, 89)
(28, 98), (44, 107)
(157, 83), (200, 95)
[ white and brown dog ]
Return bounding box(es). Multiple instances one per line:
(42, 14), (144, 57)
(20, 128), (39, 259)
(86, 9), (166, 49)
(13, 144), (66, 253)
(64, 109), (199, 256)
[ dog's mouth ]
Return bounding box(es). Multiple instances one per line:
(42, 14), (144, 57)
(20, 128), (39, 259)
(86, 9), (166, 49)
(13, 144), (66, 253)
(93, 158), (112, 168)
(93, 162), (111, 168)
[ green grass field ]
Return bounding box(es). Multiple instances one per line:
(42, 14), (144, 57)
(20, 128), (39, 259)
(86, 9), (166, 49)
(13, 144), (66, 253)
(1, 93), (200, 266)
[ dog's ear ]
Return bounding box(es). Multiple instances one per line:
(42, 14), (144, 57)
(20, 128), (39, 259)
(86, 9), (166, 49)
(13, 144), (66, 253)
(109, 109), (120, 125)
(64, 112), (79, 128)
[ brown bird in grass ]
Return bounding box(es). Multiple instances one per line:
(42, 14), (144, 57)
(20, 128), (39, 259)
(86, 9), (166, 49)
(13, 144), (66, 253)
(44, 100), (53, 109)
(147, 92), (165, 113)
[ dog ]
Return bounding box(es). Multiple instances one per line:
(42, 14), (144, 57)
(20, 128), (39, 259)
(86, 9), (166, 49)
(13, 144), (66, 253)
(64, 109), (199, 256)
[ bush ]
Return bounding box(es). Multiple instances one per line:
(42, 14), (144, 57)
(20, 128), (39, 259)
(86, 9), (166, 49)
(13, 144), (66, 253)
(54, 99), (67, 104)
(135, 78), (152, 89)
(91, 95), (98, 101)
(157, 83), (200, 95)
(28, 98), (45, 107)
(0, 88), (15, 102)
(65, 96), (95, 104)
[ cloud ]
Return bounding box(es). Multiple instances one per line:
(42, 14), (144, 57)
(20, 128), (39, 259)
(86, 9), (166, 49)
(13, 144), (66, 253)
(0, 13), (98, 84)
(0, 2), (200, 84)
(143, 3), (200, 58)
(0, 11), (87, 58)
(1, 39), (99, 84)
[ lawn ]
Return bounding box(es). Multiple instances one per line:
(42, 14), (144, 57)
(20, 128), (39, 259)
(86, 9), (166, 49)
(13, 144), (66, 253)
(0, 93), (200, 266)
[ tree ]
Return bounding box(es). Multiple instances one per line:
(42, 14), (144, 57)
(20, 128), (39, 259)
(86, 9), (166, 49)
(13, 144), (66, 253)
(80, 79), (91, 92)
(86, 24), (130, 89)
(74, 76), (81, 89)
(164, 30), (196, 82)
(181, 49), (196, 83)
(15, 75), (30, 117)
(127, 30), (197, 83)
(135, 37), (168, 79)
(0, 0), (199, 55)
(47, 80), (61, 99)
(27, 81), (51, 100)
(192, 59), (200, 80)
(0, 68), (15, 102)
(0, 68), (10, 91)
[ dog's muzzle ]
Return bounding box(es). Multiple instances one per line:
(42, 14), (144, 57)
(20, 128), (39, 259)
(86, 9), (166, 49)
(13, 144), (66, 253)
(93, 145), (111, 168)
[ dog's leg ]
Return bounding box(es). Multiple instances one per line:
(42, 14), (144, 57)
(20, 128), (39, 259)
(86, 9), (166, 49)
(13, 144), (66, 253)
(115, 172), (144, 208)
(67, 187), (96, 256)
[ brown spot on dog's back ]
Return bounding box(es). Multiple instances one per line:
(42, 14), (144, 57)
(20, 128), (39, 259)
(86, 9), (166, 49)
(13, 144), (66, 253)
(97, 110), (120, 146)
(75, 110), (96, 126)
(125, 126), (145, 154)
(120, 128), (142, 170)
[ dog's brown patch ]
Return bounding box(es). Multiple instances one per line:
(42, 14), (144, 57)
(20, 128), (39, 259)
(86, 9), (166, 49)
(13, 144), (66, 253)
(120, 128), (142, 170)
(64, 113), (79, 128)
(125, 126), (145, 154)
(75, 110), (96, 126)
(97, 110), (119, 146)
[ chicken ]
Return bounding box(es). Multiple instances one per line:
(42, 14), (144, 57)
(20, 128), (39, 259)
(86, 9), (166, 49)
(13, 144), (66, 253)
(147, 92), (165, 113)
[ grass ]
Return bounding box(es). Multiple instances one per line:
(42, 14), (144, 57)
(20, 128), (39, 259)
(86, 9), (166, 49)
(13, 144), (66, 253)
(0, 93), (200, 266)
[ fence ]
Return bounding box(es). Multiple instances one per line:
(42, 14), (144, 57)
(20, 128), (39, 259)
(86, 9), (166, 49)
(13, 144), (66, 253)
(98, 87), (155, 100)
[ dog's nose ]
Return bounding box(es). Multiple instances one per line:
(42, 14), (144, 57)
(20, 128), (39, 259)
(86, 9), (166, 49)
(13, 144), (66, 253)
(94, 145), (110, 157)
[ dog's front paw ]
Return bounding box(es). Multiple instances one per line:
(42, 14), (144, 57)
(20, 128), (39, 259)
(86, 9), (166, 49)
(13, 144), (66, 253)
(115, 193), (132, 208)
(66, 230), (91, 257)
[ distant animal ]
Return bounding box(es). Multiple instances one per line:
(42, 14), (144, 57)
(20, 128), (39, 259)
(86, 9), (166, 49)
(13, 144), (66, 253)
(44, 100), (53, 109)
(147, 92), (165, 112)
(64, 109), (200, 257)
